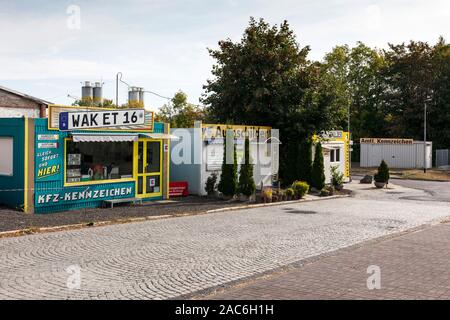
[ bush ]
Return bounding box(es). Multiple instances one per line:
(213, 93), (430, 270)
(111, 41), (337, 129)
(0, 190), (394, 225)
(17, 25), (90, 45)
(320, 185), (334, 197)
(205, 173), (218, 195)
(311, 142), (325, 190)
(262, 187), (273, 201)
(374, 160), (390, 183)
(285, 188), (295, 198)
(331, 165), (344, 187)
(297, 139), (313, 184)
(292, 181), (309, 199)
(218, 133), (238, 197)
(238, 136), (256, 197)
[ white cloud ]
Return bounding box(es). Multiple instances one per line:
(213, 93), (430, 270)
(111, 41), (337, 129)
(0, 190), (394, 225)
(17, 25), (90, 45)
(0, 0), (449, 106)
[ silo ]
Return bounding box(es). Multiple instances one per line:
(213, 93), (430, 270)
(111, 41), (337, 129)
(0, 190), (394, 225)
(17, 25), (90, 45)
(81, 81), (93, 101)
(138, 87), (145, 106)
(93, 82), (103, 104)
(128, 87), (140, 104)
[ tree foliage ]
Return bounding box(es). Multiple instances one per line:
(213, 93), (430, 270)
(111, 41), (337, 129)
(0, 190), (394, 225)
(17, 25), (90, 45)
(218, 135), (238, 197)
(156, 90), (205, 128)
(202, 18), (345, 183)
(238, 136), (256, 197)
(311, 143), (325, 190)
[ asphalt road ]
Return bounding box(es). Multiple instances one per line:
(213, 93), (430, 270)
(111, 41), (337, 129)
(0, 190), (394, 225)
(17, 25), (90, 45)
(392, 179), (450, 202)
(0, 181), (449, 299)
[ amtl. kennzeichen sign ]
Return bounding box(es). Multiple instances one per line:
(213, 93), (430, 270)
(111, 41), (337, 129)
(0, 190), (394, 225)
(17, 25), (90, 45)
(59, 109), (145, 131)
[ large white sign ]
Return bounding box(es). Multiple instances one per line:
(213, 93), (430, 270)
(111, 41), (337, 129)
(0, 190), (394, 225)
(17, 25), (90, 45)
(59, 109), (145, 131)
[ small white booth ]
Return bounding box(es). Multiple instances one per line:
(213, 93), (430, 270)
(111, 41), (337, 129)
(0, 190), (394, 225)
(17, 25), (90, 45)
(316, 131), (351, 184)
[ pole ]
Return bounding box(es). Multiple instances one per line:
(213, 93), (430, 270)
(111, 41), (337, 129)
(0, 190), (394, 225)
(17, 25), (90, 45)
(116, 72), (120, 107)
(424, 101), (427, 173)
(348, 103), (352, 182)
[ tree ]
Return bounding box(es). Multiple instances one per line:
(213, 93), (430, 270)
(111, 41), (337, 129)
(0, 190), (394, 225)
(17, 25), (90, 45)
(374, 160), (390, 184)
(238, 136), (256, 197)
(297, 139), (312, 184)
(320, 43), (388, 152)
(72, 98), (118, 108)
(202, 17), (342, 184)
(311, 142), (325, 190)
(218, 134), (238, 197)
(156, 90), (205, 128)
(382, 41), (436, 139)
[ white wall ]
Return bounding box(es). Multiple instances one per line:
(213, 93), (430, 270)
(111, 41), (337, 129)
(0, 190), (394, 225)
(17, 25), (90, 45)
(0, 107), (39, 118)
(321, 141), (346, 184)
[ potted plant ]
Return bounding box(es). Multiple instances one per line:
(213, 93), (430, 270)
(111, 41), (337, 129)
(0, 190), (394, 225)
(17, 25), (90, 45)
(205, 173), (218, 197)
(285, 188), (295, 201)
(331, 165), (344, 191)
(374, 160), (390, 189)
(262, 187), (273, 203)
(292, 181), (310, 199)
(320, 185), (334, 197)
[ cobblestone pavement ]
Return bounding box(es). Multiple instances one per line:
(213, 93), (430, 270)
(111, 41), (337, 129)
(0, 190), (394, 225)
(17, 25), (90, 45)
(203, 223), (450, 300)
(1, 182), (450, 299)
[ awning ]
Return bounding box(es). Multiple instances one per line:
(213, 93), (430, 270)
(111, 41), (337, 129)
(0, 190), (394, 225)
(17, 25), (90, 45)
(72, 133), (138, 142)
(140, 133), (180, 140)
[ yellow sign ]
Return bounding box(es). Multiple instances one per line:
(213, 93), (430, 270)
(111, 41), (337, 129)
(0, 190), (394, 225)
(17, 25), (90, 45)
(201, 124), (272, 140)
(37, 164), (61, 179)
(360, 138), (413, 145)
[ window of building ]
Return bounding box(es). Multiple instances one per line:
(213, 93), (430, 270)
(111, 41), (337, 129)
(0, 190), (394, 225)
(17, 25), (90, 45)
(0, 137), (13, 175)
(65, 141), (134, 184)
(330, 148), (341, 163)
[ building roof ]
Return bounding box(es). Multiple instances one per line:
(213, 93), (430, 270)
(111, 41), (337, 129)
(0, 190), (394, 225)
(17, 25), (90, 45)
(0, 85), (52, 106)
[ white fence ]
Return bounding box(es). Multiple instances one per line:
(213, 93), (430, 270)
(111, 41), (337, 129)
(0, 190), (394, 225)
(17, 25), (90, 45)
(360, 141), (432, 169)
(436, 149), (450, 169)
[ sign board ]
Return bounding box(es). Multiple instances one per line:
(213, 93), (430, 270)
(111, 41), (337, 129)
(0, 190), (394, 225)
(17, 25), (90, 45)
(202, 124), (271, 141)
(59, 109), (145, 131)
(38, 134), (59, 141)
(169, 181), (189, 197)
(35, 183), (134, 207)
(38, 142), (58, 149)
(360, 138), (413, 145)
(48, 105), (154, 132)
(206, 144), (223, 171)
(35, 148), (62, 181)
(320, 131), (343, 139)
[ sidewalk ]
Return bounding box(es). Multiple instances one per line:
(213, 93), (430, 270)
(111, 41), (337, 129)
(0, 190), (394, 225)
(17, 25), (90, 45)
(200, 223), (450, 300)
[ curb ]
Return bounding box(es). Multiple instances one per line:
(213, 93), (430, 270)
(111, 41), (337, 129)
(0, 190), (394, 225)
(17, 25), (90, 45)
(206, 194), (349, 214)
(0, 195), (350, 239)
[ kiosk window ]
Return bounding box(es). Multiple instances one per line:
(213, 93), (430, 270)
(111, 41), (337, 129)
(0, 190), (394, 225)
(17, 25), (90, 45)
(330, 149), (340, 163)
(0, 137), (13, 176)
(66, 141), (133, 183)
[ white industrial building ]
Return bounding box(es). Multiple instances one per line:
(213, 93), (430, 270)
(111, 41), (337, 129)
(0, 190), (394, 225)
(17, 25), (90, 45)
(360, 138), (432, 169)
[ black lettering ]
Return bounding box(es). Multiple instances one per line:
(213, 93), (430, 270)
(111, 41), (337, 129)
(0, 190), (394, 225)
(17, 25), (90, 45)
(103, 113), (110, 125)
(111, 112), (119, 124)
(90, 113), (98, 126)
(72, 114), (80, 127)
(81, 114), (89, 127)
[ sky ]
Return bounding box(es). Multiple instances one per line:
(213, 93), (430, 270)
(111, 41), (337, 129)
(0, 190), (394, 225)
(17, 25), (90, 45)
(1, 0), (450, 111)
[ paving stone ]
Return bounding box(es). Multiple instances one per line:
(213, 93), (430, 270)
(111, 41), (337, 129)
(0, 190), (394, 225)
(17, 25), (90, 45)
(0, 182), (449, 299)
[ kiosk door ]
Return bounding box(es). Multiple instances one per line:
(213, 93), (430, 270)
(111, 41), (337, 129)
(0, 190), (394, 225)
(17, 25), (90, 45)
(135, 139), (162, 198)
